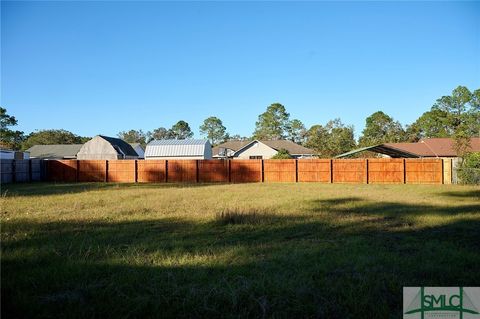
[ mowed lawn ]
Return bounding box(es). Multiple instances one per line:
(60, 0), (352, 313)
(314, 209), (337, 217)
(1, 182), (479, 319)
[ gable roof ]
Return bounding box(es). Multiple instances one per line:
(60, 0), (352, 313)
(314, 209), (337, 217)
(145, 139), (210, 157)
(386, 138), (480, 157)
(261, 140), (314, 155)
(98, 135), (138, 157)
(336, 138), (480, 158)
(26, 144), (83, 159)
(213, 140), (314, 156)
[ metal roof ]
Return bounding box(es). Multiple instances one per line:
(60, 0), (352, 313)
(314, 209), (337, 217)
(145, 139), (209, 157)
(336, 145), (420, 158)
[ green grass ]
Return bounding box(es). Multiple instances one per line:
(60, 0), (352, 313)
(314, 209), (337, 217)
(1, 182), (479, 318)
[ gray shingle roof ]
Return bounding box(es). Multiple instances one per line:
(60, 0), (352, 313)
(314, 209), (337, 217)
(145, 139), (210, 157)
(26, 144), (83, 159)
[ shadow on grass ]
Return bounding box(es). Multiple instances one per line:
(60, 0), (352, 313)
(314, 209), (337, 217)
(441, 189), (480, 198)
(1, 182), (216, 197)
(2, 200), (480, 319)
(309, 197), (480, 218)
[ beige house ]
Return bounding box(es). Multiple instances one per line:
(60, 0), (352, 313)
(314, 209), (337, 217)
(213, 140), (314, 159)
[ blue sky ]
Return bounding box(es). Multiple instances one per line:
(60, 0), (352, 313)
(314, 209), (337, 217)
(2, 1), (479, 139)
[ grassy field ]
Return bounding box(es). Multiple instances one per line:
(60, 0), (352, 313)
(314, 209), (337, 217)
(1, 182), (479, 318)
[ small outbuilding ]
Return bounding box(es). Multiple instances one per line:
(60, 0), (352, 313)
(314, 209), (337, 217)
(77, 135), (139, 160)
(145, 139), (212, 160)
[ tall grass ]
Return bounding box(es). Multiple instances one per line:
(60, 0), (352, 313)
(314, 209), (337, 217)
(1, 183), (479, 318)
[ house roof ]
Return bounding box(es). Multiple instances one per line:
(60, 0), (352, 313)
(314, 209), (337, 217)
(98, 135), (138, 157)
(213, 140), (314, 156)
(386, 138), (480, 157)
(336, 138), (480, 158)
(26, 144), (83, 158)
(145, 139), (210, 157)
(129, 143), (144, 150)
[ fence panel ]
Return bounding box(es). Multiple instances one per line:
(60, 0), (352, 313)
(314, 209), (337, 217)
(137, 160), (166, 183)
(368, 159), (404, 184)
(168, 160), (197, 183)
(78, 160), (106, 182)
(263, 159), (296, 182)
(199, 160), (229, 182)
(107, 160), (135, 183)
(31, 160), (43, 181)
(47, 160), (77, 182)
(333, 159), (367, 183)
(0, 160), (14, 183)
(297, 159), (331, 182)
(230, 160), (262, 183)
(405, 159), (443, 184)
(2, 158), (450, 185)
(14, 160), (30, 182)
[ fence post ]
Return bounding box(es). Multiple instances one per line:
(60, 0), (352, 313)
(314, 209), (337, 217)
(365, 159), (369, 184)
(441, 158), (444, 185)
(105, 160), (109, 183)
(12, 160), (16, 183)
(295, 159), (298, 183)
(261, 160), (264, 182)
(196, 160), (199, 183)
(165, 160), (169, 183)
(134, 160), (138, 183)
(403, 159), (407, 184)
(330, 159), (333, 184)
(76, 160), (80, 183)
(228, 160), (231, 183)
(28, 159), (32, 182)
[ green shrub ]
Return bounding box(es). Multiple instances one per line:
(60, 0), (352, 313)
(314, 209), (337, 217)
(458, 152), (480, 184)
(271, 148), (292, 159)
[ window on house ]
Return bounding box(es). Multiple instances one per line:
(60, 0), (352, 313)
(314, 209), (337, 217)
(249, 156), (262, 159)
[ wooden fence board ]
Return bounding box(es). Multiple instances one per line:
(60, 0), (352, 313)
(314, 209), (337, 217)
(137, 160), (166, 183)
(297, 159), (331, 182)
(333, 159), (367, 183)
(38, 158), (446, 185)
(107, 160), (135, 183)
(405, 159), (443, 184)
(230, 160), (262, 183)
(263, 159), (296, 182)
(198, 160), (229, 182)
(168, 160), (197, 183)
(368, 159), (404, 184)
(48, 160), (77, 182)
(78, 160), (106, 182)
(443, 159), (452, 185)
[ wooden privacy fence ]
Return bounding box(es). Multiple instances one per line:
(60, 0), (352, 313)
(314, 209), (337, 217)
(43, 158), (447, 184)
(0, 159), (45, 183)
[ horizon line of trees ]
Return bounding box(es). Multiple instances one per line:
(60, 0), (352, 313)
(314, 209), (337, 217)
(1, 85), (479, 156)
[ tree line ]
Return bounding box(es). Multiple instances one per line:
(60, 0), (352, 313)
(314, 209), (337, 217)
(1, 85), (478, 156)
